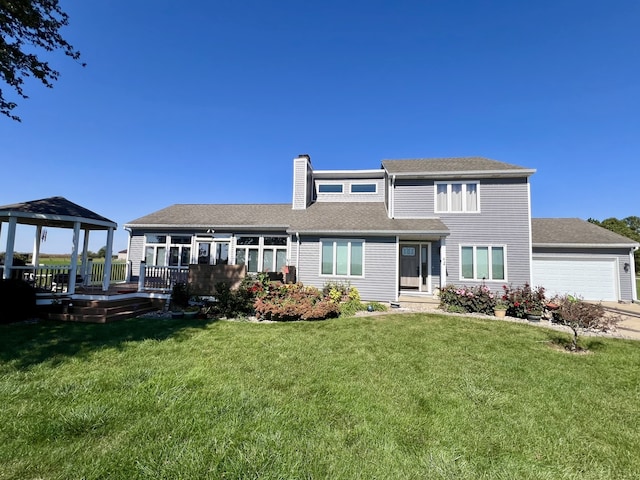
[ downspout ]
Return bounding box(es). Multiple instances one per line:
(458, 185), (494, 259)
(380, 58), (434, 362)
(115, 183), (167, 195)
(124, 226), (133, 282)
(296, 232), (300, 282)
(632, 246), (638, 303)
(390, 175), (396, 218)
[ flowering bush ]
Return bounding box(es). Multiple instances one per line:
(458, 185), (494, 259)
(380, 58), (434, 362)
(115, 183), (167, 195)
(255, 283), (340, 321)
(501, 283), (546, 318)
(323, 281), (360, 303)
(439, 284), (496, 315)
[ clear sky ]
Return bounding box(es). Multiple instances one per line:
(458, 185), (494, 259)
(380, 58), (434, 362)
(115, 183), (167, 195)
(1, 0), (638, 254)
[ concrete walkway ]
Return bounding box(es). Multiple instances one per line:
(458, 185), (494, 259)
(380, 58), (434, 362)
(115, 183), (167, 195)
(600, 301), (640, 340)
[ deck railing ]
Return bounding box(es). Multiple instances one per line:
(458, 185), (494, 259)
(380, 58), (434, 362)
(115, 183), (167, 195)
(9, 262), (128, 293)
(139, 265), (189, 291)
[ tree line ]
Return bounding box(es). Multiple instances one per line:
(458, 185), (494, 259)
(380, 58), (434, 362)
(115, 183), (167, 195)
(588, 216), (640, 273)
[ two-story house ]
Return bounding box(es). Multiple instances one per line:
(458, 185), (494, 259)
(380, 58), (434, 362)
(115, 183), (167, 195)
(125, 155), (638, 303)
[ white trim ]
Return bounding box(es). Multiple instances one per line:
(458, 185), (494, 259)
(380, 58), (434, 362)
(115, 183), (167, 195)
(527, 179), (533, 285)
(394, 236), (400, 301)
(3, 211), (116, 229)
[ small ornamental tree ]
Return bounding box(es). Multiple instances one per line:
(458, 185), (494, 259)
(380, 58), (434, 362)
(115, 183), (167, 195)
(555, 295), (621, 351)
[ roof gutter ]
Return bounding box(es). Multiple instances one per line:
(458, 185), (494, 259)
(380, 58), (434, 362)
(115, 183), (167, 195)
(387, 169), (537, 179)
(533, 242), (640, 248)
(289, 229), (451, 236)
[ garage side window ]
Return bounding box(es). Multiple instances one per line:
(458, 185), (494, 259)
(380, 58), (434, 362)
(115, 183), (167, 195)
(461, 246), (505, 281)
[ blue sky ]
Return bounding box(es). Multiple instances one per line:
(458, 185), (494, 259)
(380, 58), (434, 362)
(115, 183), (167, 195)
(1, 0), (638, 254)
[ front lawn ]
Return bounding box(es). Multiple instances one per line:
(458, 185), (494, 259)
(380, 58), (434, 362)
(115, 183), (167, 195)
(1, 314), (638, 479)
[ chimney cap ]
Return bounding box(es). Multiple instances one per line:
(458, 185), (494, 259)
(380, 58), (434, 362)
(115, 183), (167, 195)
(297, 153), (310, 160)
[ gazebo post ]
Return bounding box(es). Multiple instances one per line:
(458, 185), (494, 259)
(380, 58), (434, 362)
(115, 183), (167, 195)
(102, 228), (114, 292)
(68, 221), (81, 294)
(81, 229), (90, 285)
(33, 225), (42, 267)
(2, 217), (17, 280)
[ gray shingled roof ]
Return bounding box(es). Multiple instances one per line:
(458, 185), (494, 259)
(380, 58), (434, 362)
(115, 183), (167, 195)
(125, 204), (293, 229)
(382, 157), (535, 177)
(532, 218), (639, 247)
(0, 196), (116, 229)
(126, 202), (449, 235)
(290, 202), (449, 234)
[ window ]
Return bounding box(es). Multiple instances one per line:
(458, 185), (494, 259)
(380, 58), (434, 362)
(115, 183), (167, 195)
(145, 234), (167, 266)
(318, 184), (343, 193)
(351, 183), (376, 193)
(144, 234), (192, 266)
(263, 237), (287, 272)
(168, 235), (191, 266)
(461, 246), (505, 281)
(436, 182), (479, 213)
(320, 239), (364, 277)
(236, 236), (288, 273)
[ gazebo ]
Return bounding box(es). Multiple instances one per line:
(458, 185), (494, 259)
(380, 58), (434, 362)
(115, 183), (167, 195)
(0, 196), (117, 294)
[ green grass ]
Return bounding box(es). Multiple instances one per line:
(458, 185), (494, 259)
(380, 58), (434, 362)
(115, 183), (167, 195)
(1, 314), (639, 479)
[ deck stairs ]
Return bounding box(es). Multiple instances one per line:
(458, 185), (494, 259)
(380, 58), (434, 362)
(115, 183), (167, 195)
(45, 296), (156, 323)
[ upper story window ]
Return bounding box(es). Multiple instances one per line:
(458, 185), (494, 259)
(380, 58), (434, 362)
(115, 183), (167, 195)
(435, 182), (479, 213)
(318, 184), (343, 193)
(350, 183), (377, 193)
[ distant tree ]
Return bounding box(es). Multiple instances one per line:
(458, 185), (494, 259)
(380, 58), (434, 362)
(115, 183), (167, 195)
(588, 216), (640, 273)
(97, 246), (106, 258)
(1, 0), (84, 121)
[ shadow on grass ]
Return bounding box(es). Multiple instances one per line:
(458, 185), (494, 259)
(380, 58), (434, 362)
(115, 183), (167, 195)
(0, 317), (218, 370)
(545, 330), (609, 353)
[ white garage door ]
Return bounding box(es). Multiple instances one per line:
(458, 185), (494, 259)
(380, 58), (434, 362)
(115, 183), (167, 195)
(532, 257), (618, 301)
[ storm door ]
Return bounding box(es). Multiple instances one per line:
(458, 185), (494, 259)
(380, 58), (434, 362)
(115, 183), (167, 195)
(399, 243), (431, 293)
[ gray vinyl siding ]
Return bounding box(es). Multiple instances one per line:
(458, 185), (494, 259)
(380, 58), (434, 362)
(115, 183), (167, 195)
(392, 178), (532, 289)
(442, 178), (531, 289)
(128, 232), (145, 277)
(533, 246), (635, 301)
(297, 235), (397, 302)
(315, 178), (385, 203)
(393, 179), (432, 217)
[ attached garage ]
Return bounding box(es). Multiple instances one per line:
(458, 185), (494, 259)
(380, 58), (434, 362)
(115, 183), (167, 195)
(531, 218), (639, 303)
(532, 255), (618, 301)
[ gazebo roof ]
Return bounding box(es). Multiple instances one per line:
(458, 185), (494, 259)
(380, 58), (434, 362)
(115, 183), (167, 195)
(0, 196), (117, 230)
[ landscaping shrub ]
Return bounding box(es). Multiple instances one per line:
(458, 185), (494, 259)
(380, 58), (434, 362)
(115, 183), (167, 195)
(212, 276), (261, 318)
(254, 283), (340, 321)
(170, 282), (190, 310)
(323, 280), (353, 302)
(439, 284), (496, 315)
(0, 279), (36, 324)
(501, 283), (546, 318)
